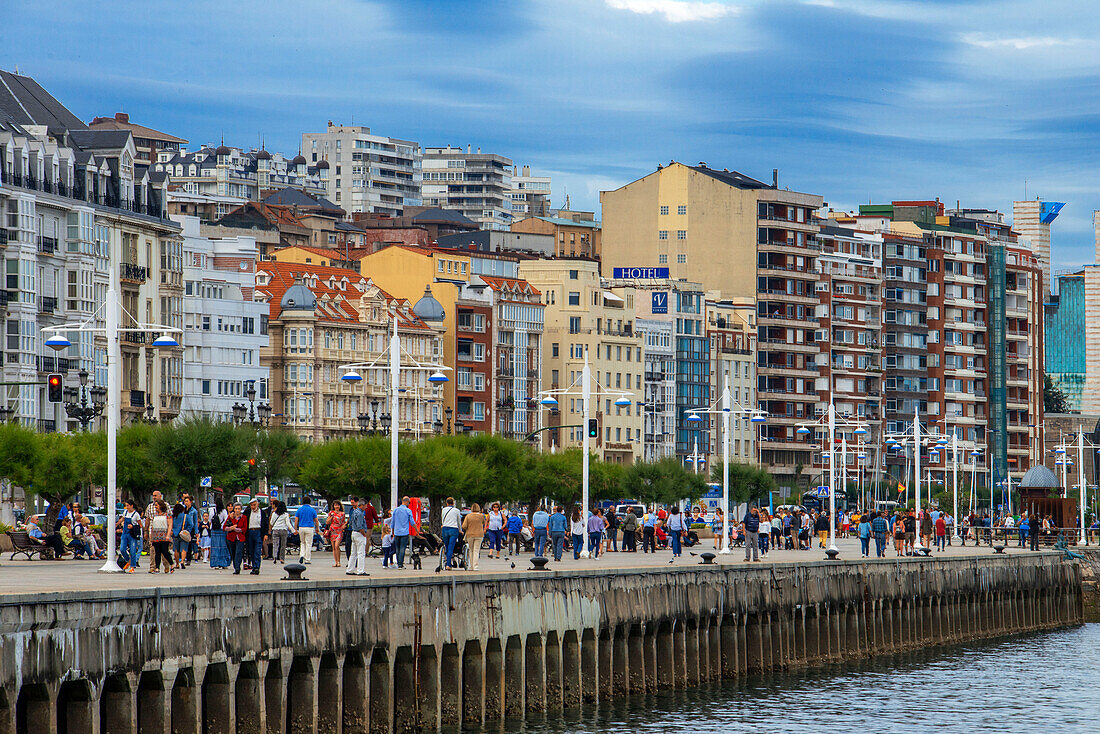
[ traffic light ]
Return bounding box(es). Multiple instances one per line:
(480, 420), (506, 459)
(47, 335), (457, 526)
(47, 374), (63, 403)
(588, 418), (599, 438)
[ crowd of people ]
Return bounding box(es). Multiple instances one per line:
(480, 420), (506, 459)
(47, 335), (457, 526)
(15, 493), (1072, 575)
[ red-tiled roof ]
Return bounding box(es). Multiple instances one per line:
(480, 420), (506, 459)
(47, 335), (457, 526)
(479, 275), (542, 297)
(255, 261), (431, 330)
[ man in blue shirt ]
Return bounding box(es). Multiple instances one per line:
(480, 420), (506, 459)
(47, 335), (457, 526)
(295, 499), (319, 564)
(391, 496), (415, 569)
(531, 505), (550, 557)
(547, 506), (568, 561)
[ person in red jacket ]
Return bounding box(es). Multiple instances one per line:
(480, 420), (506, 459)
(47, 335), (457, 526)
(223, 503), (248, 575)
(934, 514), (948, 552)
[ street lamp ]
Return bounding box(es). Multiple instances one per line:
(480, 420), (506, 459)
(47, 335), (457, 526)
(685, 373), (767, 554)
(0, 404), (14, 423)
(42, 265), (182, 573)
(537, 346), (633, 557)
(143, 401), (158, 425)
(796, 397), (867, 558)
(1054, 427), (1098, 546)
(63, 369), (106, 431)
(340, 299), (448, 510)
(233, 380), (271, 428)
(445, 406), (453, 435)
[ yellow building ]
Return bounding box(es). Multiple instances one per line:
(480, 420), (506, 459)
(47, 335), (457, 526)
(519, 259), (644, 463)
(600, 162), (823, 300)
(269, 244), (358, 271)
(356, 246), (473, 421)
(254, 261), (444, 441)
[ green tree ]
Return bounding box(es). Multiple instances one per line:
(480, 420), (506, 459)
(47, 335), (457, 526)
(1044, 374), (1070, 414)
(151, 417), (249, 500)
(250, 427), (308, 494)
(400, 438), (489, 531)
(622, 457), (706, 506)
(116, 423), (177, 508)
(296, 436), (390, 504)
(711, 462), (777, 506)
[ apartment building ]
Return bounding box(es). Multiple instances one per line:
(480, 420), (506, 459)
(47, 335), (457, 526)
(453, 292), (493, 435)
(601, 162), (822, 482)
(301, 123), (420, 216)
(154, 144), (327, 221)
(608, 275), (709, 464)
(511, 215), (601, 258)
(0, 70), (184, 430)
(705, 299), (757, 466)
(507, 165), (551, 218)
(422, 146), (513, 230)
(813, 224), (884, 482)
(520, 259), (643, 463)
(857, 202), (1044, 487)
(255, 261), (444, 441)
(176, 215), (269, 420)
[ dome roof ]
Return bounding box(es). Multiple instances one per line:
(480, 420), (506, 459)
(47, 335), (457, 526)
(1019, 465), (1059, 489)
(291, 154), (307, 165)
(280, 277), (316, 312)
(412, 285), (445, 323)
(255, 149), (272, 160)
(316, 159), (330, 169)
(215, 145), (232, 156)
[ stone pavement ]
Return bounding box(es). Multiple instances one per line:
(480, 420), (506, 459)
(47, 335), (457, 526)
(0, 535), (1043, 596)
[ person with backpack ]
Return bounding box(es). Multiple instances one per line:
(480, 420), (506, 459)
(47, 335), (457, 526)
(871, 511), (889, 558)
(857, 513), (872, 558)
(507, 510), (524, 556)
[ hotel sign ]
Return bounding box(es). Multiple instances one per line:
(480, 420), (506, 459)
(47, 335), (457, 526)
(652, 291), (668, 314)
(613, 267), (669, 279)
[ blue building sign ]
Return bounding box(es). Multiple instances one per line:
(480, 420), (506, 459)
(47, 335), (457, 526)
(652, 291), (668, 314)
(1040, 202), (1065, 224)
(613, 267), (669, 279)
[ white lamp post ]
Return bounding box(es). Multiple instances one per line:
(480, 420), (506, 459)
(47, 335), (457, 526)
(538, 347), (632, 558)
(796, 397), (865, 557)
(684, 374), (766, 554)
(340, 310), (448, 510)
(43, 278), (181, 574)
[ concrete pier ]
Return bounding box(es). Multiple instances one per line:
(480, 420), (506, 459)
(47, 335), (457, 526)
(0, 554), (1082, 733)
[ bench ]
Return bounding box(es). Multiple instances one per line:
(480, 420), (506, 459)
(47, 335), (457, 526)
(6, 531), (53, 560)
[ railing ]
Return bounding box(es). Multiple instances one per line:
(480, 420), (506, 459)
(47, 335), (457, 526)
(120, 263), (148, 282)
(120, 332), (147, 346)
(36, 355), (70, 373)
(37, 235), (57, 254)
(0, 230), (7, 245)
(129, 390), (146, 408)
(39, 296), (57, 313)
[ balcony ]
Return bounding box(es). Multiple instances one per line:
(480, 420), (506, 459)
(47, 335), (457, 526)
(120, 263), (148, 283)
(120, 331), (147, 346)
(0, 291), (9, 307)
(36, 355), (70, 373)
(38, 296), (57, 314)
(37, 235), (57, 254)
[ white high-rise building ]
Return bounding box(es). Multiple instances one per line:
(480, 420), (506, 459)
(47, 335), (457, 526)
(301, 123), (420, 216)
(507, 165), (551, 218)
(176, 216), (269, 420)
(422, 146), (513, 230)
(1013, 199), (1063, 294)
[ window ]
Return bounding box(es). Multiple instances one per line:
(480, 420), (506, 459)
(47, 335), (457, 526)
(568, 291), (580, 306)
(677, 230), (687, 240)
(677, 205), (687, 215)
(569, 316), (581, 334)
(552, 343), (559, 357)
(201, 379), (210, 395)
(658, 254), (668, 264)
(658, 230), (668, 240)
(660, 205), (669, 215)
(677, 254), (686, 264)
(569, 269), (578, 279)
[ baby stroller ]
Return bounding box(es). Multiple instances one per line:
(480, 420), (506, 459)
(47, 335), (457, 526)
(438, 534), (469, 570)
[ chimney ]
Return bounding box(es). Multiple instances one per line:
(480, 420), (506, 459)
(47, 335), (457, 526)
(467, 144), (471, 154)
(477, 147), (481, 154)
(772, 169), (779, 188)
(115, 112), (129, 123)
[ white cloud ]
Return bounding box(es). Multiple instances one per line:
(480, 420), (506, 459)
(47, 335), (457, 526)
(605, 0), (738, 23)
(961, 33), (1084, 50)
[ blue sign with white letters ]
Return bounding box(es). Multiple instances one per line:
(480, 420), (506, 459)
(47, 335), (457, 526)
(652, 291), (668, 314)
(613, 267), (669, 279)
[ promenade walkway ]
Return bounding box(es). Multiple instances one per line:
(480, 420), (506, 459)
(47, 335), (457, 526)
(0, 536), (1033, 596)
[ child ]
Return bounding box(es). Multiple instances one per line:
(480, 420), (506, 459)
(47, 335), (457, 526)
(199, 510), (212, 562)
(381, 510), (395, 568)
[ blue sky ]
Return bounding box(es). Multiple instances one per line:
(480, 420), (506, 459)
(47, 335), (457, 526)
(7, 0), (1100, 270)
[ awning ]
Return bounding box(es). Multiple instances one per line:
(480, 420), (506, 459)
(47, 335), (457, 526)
(602, 291), (624, 303)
